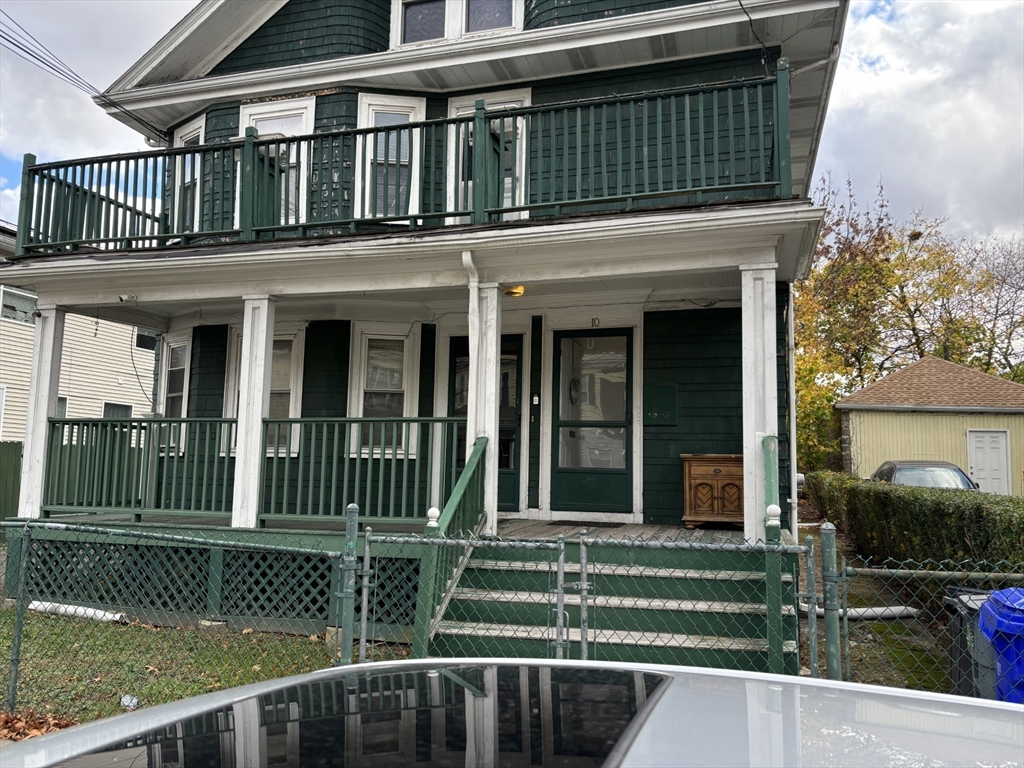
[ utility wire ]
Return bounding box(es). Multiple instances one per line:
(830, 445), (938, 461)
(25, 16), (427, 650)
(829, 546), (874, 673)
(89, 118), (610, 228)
(0, 9), (169, 141)
(736, 0), (775, 76)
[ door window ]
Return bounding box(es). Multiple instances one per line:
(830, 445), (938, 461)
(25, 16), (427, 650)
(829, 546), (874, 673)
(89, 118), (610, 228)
(557, 335), (628, 469)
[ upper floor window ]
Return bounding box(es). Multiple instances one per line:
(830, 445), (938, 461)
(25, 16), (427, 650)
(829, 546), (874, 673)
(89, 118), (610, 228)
(0, 286), (36, 324)
(392, 0), (522, 47)
(356, 94), (426, 219)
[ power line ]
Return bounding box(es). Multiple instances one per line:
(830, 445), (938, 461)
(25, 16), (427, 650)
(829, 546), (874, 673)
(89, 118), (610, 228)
(0, 9), (169, 142)
(736, 0), (774, 76)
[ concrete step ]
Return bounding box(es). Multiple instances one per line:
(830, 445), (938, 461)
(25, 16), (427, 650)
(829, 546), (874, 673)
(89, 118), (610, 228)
(434, 620), (799, 655)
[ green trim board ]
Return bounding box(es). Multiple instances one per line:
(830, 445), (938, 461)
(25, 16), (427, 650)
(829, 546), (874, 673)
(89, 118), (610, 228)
(187, 325), (229, 418)
(527, 316), (543, 509)
(551, 328), (633, 513)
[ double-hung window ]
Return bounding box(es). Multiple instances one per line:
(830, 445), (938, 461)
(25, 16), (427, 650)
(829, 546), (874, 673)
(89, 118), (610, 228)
(356, 95), (426, 220)
(392, 1), (522, 46)
(0, 286), (36, 324)
(239, 98), (316, 229)
(172, 115), (205, 234)
(447, 90), (530, 222)
(348, 323), (420, 453)
(160, 331), (191, 419)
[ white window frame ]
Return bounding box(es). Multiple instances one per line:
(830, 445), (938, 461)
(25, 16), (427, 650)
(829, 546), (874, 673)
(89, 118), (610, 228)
(158, 330), (192, 419)
(102, 402), (135, 419)
(390, 0), (523, 48)
(355, 94), (427, 220)
(0, 285), (37, 325)
(447, 89), (531, 223)
(347, 321), (421, 457)
(172, 115), (206, 233)
(239, 97), (316, 228)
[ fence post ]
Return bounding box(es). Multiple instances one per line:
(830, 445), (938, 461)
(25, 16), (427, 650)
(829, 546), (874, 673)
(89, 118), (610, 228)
(775, 58), (792, 199)
(239, 127), (257, 242)
(336, 503), (360, 666)
(554, 534), (566, 660)
(412, 507), (441, 658)
(206, 547), (224, 620)
(6, 524), (33, 712)
(820, 522), (842, 680)
(15, 153), (36, 257)
(578, 531), (589, 661)
(765, 505), (785, 674)
(359, 526), (373, 663)
(804, 535), (819, 678)
(472, 99), (487, 225)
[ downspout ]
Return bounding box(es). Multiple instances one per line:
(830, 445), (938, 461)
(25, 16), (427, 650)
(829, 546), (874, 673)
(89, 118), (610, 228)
(462, 251), (480, 457)
(788, 285), (799, 540)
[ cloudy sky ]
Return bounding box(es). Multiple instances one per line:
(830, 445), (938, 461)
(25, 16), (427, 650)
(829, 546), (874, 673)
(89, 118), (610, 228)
(1, 0), (1022, 237)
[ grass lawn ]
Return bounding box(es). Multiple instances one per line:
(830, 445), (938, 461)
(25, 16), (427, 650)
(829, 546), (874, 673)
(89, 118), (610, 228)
(0, 607), (409, 722)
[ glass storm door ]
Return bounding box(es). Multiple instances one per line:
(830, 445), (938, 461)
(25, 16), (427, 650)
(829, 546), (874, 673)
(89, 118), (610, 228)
(449, 335), (523, 511)
(551, 330), (632, 512)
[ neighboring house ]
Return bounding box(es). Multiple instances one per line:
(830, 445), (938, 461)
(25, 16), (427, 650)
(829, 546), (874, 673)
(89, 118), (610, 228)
(836, 356), (1024, 496)
(0, 222), (158, 442)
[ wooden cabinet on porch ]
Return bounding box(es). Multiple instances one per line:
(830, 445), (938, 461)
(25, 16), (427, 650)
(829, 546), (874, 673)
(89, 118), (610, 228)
(680, 454), (744, 528)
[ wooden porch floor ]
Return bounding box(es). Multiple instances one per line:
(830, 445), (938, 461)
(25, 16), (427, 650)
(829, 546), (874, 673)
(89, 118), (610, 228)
(497, 519), (744, 543)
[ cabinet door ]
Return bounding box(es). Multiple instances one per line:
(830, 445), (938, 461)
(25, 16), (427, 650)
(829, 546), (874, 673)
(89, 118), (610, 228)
(691, 481), (716, 515)
(718, 480), (743, 516)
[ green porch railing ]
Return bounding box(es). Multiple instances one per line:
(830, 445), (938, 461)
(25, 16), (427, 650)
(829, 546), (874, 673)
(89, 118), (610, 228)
(14, 67), (791, 256)
(259, 417), (465, 524)
(412, 435), (488, 657)
(42, 418), (237, 520)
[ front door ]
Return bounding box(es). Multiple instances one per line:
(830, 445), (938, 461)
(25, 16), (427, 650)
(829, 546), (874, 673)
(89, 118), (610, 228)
(551, 329), (632, 512)
(449, 335), (523, 510)
(967, 430), (1011, 495)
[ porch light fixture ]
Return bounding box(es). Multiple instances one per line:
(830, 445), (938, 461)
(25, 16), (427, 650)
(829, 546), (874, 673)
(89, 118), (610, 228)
(504, 285), (526, 297)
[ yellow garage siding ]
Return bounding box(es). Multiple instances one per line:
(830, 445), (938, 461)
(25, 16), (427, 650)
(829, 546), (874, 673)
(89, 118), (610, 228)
(848, 410), (1024, 497)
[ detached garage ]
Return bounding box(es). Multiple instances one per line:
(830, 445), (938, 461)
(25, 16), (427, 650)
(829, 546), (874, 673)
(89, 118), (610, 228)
(836, 356), (1024, 496)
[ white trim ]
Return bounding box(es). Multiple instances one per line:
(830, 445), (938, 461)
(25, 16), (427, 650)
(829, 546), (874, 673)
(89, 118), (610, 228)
(0, 385), (6, 440)
(355, 94), (427, 220)
(173, 114), (206, 147)
(239, 97), (316, 137)
(224, 322), (306, 420)
(390, 0), (523, 50)
(348, 321), (422, 420)
(966, 429), (1013, 496)
(158, 330), (192, 418)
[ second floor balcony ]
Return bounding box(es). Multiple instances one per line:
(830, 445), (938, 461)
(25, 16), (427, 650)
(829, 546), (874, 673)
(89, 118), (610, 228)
(13, 70), (792, 258)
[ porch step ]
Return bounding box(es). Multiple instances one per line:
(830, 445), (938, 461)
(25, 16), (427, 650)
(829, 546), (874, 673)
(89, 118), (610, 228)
(467, 559), (794, 582)
(450, 588), (796, 616)
(434, 620), (798, 654)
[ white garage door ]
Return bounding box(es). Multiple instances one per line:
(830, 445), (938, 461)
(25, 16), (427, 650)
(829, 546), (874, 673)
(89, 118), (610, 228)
(966, 430), (1010, 495)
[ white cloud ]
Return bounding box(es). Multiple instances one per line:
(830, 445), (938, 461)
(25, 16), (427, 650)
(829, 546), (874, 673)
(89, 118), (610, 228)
(0, 185), (20, 224)
(817, 0), (1024, 237)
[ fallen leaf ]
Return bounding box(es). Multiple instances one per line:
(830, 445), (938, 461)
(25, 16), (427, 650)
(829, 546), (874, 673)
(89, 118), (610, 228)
(242, 628), (255, 635)
(0, 711), (77, 741)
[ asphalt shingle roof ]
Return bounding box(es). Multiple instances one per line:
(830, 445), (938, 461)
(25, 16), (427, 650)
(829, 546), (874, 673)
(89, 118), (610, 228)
(835, 356), (1024, 411)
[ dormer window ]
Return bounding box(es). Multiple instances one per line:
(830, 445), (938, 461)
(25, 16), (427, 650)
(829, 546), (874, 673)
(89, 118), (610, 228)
(392, 0), (522, 47)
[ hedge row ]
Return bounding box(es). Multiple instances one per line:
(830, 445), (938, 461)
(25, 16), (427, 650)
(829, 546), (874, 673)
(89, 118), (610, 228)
(805, 471), (1024, 564)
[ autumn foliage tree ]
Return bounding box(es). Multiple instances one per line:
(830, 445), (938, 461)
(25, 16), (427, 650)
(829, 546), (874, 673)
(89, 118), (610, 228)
(794, 178), (1024, 471)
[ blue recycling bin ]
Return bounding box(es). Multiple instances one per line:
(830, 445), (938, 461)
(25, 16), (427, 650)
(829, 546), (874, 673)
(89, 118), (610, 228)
(979, 588), (1024, 704)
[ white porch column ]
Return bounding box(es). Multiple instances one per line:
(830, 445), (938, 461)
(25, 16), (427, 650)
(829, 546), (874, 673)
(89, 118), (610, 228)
(477, 283), (502, 534)
(740, 264), (778, 542)
(18, 304), (65, 519)
(231, 295), (276, 528)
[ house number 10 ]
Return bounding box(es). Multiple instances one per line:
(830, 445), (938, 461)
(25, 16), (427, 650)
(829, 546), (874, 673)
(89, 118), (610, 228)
(591, 318), (600, 327)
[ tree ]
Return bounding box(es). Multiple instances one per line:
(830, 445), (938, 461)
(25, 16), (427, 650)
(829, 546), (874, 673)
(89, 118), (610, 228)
(794, 178), (1023, 471)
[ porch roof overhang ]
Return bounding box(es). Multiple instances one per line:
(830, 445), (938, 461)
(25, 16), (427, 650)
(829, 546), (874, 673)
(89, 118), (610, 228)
(0, 200), (822, 329)
(101, 0), (847, 199)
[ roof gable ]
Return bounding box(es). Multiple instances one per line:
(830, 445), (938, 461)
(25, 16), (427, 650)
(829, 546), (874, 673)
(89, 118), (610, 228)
(836, 356), (1024, 411)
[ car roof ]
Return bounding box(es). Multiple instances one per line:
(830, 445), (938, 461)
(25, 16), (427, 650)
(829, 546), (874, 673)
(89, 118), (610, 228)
(885, 461), (965, 468)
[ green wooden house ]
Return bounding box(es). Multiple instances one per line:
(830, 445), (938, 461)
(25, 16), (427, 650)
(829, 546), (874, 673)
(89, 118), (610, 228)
(3, 0), (848, 666)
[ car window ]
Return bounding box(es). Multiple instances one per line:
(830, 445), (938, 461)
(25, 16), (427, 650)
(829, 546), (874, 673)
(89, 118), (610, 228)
(875, 464), (895, 483)
(893, 467), (973, 489)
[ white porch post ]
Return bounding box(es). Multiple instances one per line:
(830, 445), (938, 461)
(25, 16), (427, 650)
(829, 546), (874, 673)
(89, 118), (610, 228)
(18, 305), (65, 519)
(231, 295), (276, 528)
(477, 283), (502, 534)
(740, 263), (778, 542)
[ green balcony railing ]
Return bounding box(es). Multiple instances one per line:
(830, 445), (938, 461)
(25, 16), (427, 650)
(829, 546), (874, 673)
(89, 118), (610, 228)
(259, 417), (465, 524)
(43, 418), (237, 520)
(14, 65), (791, 256)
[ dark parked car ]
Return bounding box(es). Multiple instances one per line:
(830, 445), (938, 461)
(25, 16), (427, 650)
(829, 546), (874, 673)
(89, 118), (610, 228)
(870, 460), (978, 489)
(3, 659), (1022, 767)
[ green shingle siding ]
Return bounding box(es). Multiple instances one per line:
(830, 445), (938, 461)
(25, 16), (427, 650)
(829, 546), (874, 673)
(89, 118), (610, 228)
(301, 320), (351, 417)
(203, 103), (242, 144)
(187, 325), (229, 418)
(525, 0), (707, 30)
(641, 300), (791, 527)
(314, 92), (359, 132)
(528, 315), (543, 509)
(210, 0), (390, 77)
(418, 324), (436, 417)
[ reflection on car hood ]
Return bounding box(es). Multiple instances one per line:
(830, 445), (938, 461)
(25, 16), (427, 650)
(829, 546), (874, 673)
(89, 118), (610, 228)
(2, 659), (1022, 768)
